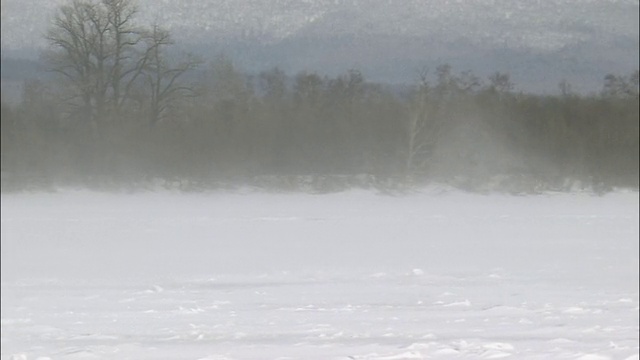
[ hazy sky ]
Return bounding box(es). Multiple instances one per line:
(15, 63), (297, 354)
(2, 0), (637, 51)
(1, 0), (638, 91)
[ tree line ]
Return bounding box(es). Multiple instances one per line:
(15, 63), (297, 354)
(1, 0), (638, 193)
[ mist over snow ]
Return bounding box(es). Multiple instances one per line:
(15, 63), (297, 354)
(1, 189), (638, 359)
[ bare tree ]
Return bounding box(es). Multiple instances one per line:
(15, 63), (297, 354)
(457, 70), (482, 93)
(44, 1), (139, 122)
(406, 70), (440, 177)
(558, 79), (574, 97)
(45, 0), (198, 128)
(143, 24), (200, 125)
(103, 0), (146, 112)
(45, 0), (102, 124)
(602, 71), (640, 98)
(259, 67), (287, 103)
(488, 72), (514, 94)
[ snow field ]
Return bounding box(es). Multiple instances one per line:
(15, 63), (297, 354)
(1, 189), (638, 359)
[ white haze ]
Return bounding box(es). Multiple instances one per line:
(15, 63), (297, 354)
(1, 189), (638, 359)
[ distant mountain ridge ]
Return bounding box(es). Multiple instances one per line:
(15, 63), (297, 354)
(1, 0), (638, 92)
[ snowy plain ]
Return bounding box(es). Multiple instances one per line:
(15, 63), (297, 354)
(1, 189), (638, 360)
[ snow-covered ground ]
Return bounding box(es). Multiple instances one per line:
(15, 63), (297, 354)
(1, 189), (638, 360)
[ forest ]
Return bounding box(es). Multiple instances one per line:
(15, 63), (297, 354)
(1, 0), (638, 193)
